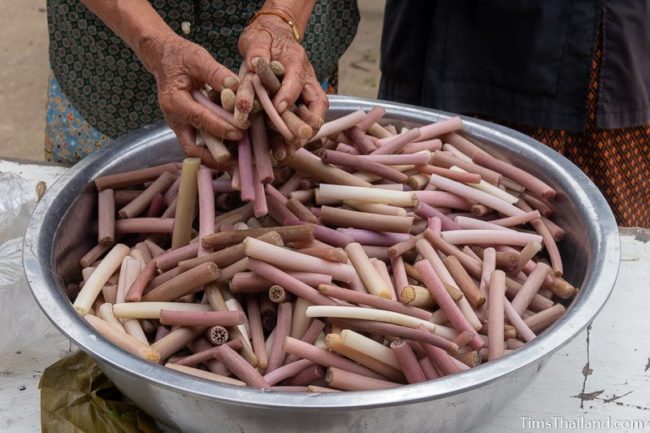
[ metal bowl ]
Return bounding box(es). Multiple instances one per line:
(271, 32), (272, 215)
(24, 96), (620, 433)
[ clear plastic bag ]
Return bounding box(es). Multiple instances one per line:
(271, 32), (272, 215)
(0, 173), (60, 355)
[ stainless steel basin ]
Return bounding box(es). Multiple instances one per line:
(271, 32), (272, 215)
(23, 96), (620, 433)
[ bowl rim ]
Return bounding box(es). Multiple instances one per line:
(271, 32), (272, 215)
(23, 95), (620, 410)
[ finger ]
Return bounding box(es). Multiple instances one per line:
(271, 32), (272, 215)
(189, 49), (240, 92)
(272, 56), (304, 113)
(300, 79), (328, 126)
(175, 125), (223, 169)
(239, 30), (272, 71)
(174, 91), (243, 141)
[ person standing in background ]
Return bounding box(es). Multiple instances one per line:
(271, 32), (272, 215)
(379, 1), (650, 227)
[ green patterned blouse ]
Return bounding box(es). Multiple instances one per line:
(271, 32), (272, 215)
(47, 0), (360, 138)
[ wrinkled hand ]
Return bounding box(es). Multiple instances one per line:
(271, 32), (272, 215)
(144, 33), (243, 167)
(239, 14), (328, 125)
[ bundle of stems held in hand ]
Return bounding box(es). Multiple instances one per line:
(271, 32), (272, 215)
(73, 104), (574, 391)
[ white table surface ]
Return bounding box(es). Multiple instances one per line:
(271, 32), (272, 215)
(1, 158), (648, 433)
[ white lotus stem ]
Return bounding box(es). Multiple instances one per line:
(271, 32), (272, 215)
(306, 305), (436, 332)
(113, 302), (212, 319)
(317, 184), (417, 207)
(339, 329), (399, 369)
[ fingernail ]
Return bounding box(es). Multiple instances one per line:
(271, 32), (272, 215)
(226, 130), (241, 141)
(223, 76), (239, 89)
(251, 57), (260, 67)
(277, 101), (288, 113)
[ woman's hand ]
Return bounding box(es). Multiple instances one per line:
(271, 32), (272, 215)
(142, 33), (243, 167)
(238, 14), (328, 126)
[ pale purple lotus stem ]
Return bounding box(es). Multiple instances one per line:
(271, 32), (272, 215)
(247, 259), (337, 306)
(267, 194), (296, 224)
(264, 359), (315, 386)
(480, 247), (496, 318)
(336, 228), (409, 247)
(402, 139), (443, 154)
(164, 175), (182, 203)
(487, 270), (506, 361)
(510, 263), (552, 316)
(197, 168), (215, 256)
(414, 260), (484, 350)
(252, 171), (268, 218)
(191, 89), (239, 128)
(413, 201), (460, 231)
(213, 174), (234, 193)
(237, 131), (255, 202)
(251, 75), (293, 141)
(249, 113), (275, 183)
(429, 173), (525, 217)
(490, 210), (542, 227)
(390, 256), (408, 293)
(266, 302), (293, 372)
(420, 340), (461, 376)
(231, 166), (240, 191)
(417, 117), (463, 141)
(371, 128), (422, 155)
(440, 229), (543, 246)
(265, 183), (289, 205)
(419, 356), (440, 380)
(284, 319), (327, 364)
(283, 216), (354, 247)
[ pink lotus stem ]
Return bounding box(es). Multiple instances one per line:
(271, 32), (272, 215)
(115, 218), (175, 234)
(164, 175), (182, 203)
(390, 256), (409, 293)
(428, 174), (525, 217)
(453, 216), (513, 232)
(317, 284), (431, 321)
(124, 260), (158, 302)
(372, 128), (422, 155)
(516, 201), (563, 276)
(174, 340), (242, 367)
(413, 201), (461, 231)
(336, 228), (410, 246)
(142, 262), (220, 302)
(358, 153), (430, 165)
(325, 367), (400, 391)
(249, 113), (274, 183)
(479, 247), (496, 318)
(524, 304), (566, 333)
(490, 210), (542, 227)
(433, 151), (501, 185)
(265, 183), (289, 205)
(191, 89), (240, 128)
(264, 359), (315, 386)
(387, 234), (422, 258)
(159, 309), (245, 327)
(231, 271), (332, 293)
(312, 110), (366, 141)
(420, 339), (462, 376)
(510, 263), (551, 316)
(472, 152), (556, 199)
(488, 270), (506, 361)
(418, 165), (481, 184)
(335, 142), (361, 155)
(214, 344), (270, 389)
(278, 173), (305, 196)
(247, 295), (269, 369)
(442, 132), (491, 159)
(413, 191), (473, 210)
(148, 266), (180, 289)
(402, 139), (443, 154)
(322, 150), (409, 183)
(252, 171), (268, 218)
(414, 260), (484, 349)
(154, 325), (170, 342)
(98, 189), (115, 245)
(427, 217), (442, 235)
(197, 168), (215, 256)
(155, 243), (199, 271)
(284, 319), (326, 364)
(119, 171), (176, 218)
(357, 106), (386, 131)
(390, 339), (427, 384)
(80, 243), (110, 268)
(419, 357), (440, 380)
(251, 75), (293, 141)
(145, 192), (165, 218)
(247, 259), (337, 306)
(504, 298), (536, 342)
(283, 337), (386, 380)
(244, 236), (356, 282)
(286, 364), (324, 386)
(237, 131), (255, 202)
(521, 193), (552, 217)
(151, 327), (204, 361)
(417, 117), (463, 141)
(266, 302), (293, 372)
(343, 126), (377, 154)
